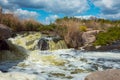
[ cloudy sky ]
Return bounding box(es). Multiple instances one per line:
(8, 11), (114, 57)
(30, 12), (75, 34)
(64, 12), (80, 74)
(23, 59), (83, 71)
(0, 0), (120, 24)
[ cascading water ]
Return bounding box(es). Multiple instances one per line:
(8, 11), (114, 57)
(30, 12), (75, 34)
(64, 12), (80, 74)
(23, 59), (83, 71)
(37, 36), (67, 51)
(0, 32), (120, 80)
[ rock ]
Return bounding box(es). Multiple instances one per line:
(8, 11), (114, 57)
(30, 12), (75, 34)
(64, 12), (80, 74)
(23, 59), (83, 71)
(65, 31), (83, 49)
(82, 30), (100, 45)
(0, 40), (9, 50)
(38, 36), (67, 50)
(0, 24), (13, 50)
(52, 36), (63, 43)
(0, 40), (27, 61)
(85, 41), (120, 51)
(0, 24), (12, 40)
(95, 40), (120, 51)
(38, 38), (49, 50)
(85, 69), (120, 80)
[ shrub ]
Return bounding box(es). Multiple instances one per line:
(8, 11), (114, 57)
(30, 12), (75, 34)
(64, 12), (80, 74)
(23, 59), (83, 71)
(94, 26), (120, 46)
(0, 14), (23, 31)
(41, 24), (57, 31)
(55, 20), (83, 48)
(79, 26), (87, 32)
(0, 13), (43, 31)
(22, 19), (43, 31)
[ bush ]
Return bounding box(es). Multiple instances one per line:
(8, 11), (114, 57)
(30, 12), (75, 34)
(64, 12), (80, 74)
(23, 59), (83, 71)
(79, 26), (87, 32)
(40, 24), (57, 31)
(22, 19), (42, 31)
(0, 13), (43, 31)
(0, 14), (23, 31)
(55, 20), (83, 48)
(94, 26), (120, 46)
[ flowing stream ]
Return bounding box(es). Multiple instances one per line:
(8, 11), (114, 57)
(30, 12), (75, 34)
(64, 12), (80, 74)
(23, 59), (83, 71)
(0, 32), (120, 80)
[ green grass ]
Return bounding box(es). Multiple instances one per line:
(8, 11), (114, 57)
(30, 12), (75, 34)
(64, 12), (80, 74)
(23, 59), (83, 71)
(94, 26), (120, 46)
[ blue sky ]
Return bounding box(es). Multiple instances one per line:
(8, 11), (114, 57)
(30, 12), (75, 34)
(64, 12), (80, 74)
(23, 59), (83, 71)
(0, 0), (120, 24)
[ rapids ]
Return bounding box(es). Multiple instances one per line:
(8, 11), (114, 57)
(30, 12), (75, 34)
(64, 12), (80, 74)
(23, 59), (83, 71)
(0, 32), (120, 80)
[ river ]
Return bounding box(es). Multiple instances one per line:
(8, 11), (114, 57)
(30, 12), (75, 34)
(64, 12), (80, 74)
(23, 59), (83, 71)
(0, 32), (120, 80)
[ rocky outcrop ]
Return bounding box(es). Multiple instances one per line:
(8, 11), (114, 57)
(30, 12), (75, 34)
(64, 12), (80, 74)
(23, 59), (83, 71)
(0, 40), (9, 50)
(79, 30), (101, 50)
(0, 24), (12, 40)
(0, 24), (13, 50)
(82, 30), (100, 45)
(85, 69), (120, 80)
(84, 40), (120, 51)
(65, 31), (83, 49)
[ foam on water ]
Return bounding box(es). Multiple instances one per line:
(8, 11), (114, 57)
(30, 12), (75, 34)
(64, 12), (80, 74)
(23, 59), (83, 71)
(1, 33), (120, 80)
(3, 49), (120, 80)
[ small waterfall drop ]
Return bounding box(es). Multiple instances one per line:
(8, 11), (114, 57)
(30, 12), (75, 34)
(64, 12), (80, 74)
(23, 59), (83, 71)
(38, 36), (67, 51)
(9, 32), (67, 51)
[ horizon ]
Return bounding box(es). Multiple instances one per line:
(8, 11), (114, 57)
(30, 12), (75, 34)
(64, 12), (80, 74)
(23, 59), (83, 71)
(0, 0), (120, 24)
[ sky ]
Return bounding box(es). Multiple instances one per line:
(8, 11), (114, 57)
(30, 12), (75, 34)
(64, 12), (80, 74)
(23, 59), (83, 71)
(0, 0), (120, 24)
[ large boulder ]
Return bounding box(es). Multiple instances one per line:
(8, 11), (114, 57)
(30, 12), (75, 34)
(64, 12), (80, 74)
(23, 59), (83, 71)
(82, 30), (100, 45)
(65, 31), (83, 49)
(0, 40), (9, 50)
(0, 24), (13, 50)
(0, 24), (12, 40)
(85, 69), (120, 80)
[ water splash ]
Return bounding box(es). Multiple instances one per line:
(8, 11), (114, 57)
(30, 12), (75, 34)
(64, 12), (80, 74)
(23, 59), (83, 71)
(0, 32), (120, 80)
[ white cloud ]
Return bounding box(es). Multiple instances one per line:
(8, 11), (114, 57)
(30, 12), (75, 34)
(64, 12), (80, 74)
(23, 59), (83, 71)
(1, 0), (120, 21)
(4, 9), (38, 19)
(93, 0), (114, 9)
(93, 0), (120, 19)
(45, 15), (59, 24)
(1, 0), (89, 15)
(75, 15), (95, 19)
(100, 13), (120, 20)
(14, 9), (38, 19)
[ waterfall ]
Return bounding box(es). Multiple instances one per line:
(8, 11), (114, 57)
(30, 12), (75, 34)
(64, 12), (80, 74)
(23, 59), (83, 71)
(9, 32), (67, 51)
(38, 36), (67, 51)
(1, 32), (120, 80)
(48, 40), (67, 50)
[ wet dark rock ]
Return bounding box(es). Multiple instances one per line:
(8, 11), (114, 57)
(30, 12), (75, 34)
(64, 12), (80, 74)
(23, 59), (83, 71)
(0, 69), (8, 73)
(83, 40), (120, 51)
(38, 38), (49, 50)
(0, 24), (13, 51)
(0, 40), (9, 50)
(37, 36), (63, 50)
(52, 37), (62, 43)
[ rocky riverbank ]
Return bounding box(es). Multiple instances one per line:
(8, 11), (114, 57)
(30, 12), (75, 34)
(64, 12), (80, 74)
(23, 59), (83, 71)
(1, 23), (120, 52)
(0, 28), (120, 80)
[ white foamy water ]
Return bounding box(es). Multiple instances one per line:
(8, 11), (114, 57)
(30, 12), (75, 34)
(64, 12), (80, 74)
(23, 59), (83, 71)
(0, 49), (120, 80)
(0, 33), (120, 80)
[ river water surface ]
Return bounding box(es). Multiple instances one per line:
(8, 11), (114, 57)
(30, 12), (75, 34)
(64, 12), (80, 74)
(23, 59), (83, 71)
(0, 32), (120, 80)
